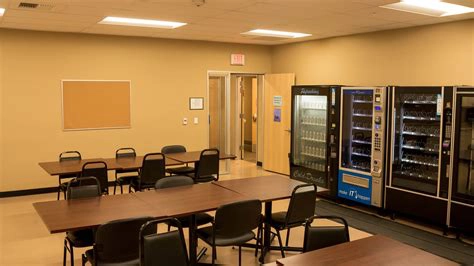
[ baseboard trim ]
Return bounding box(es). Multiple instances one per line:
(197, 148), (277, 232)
(0, 187), (57, 198)
(0, 181), (118, 198)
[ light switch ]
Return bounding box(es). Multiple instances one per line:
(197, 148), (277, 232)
(183, 118), (188, 125)
(194, 117), (199, 124)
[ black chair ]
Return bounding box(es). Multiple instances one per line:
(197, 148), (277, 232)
(82, 216), (154, 266)
(113, 148), (139, 194)
(140, 218), (189, 266)
(57, 151), (82, 200)
(161, 145), (195, 175)
(197, 199), (262, 266)
(303, 215), (350, 252)
(155, 176), (213, 230)
(63, 177), (101, 266)
(81, 161), (109, 195)
(266, 183), (317, 258)
(129, 153), (166, 192)
(187, 149), (219, 183)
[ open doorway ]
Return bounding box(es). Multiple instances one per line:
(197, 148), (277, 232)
(230, 74), (264, 165)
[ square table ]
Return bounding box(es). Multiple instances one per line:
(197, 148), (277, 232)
(133, 182), (251, 264)
(213, 175), (305, 263)
(33, 193), (166, 233)
(274, 235), (457, 265)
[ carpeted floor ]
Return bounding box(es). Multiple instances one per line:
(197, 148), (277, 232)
(315, 199), (474, 265)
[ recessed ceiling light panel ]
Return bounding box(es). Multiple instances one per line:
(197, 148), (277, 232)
(0, 8), (5, 16)
(381, 0), (474, 17)
(242, 29), (311, 39)
(99, 17), (187, 29)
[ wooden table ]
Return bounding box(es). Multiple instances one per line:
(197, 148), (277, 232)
(273, 235), (457, 265)
(164, 151), (236, 163)
(39, 156), (183, 176)
(33, 193), (166, 233)
(213, 175), (304, 263)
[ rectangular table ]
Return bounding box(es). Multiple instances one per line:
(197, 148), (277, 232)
(33, 193), (166, 233)
(102, 156), (183, 171)
(213, 175), (304, 263)
(273, 235), (457, 266)
(164, 151), (236, 163)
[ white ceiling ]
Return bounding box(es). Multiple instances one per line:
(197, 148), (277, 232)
(0, 0), (473, 45)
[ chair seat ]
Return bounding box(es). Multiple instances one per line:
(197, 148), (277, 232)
(197, 226), (255, 246)
(84, 249), (139, 266)
(166, 166), (195, 175)
(270, 211), (303, 230)
(169, 213), (213, 228)
(186, 173), (216, 183)
(66, 229), (95, 247)
(129, 177), (155, 191)
(115, 175), (138, 185)
(59, 182), (69, 191)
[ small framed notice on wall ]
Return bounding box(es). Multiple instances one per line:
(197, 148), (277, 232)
(189, 97), (204, 110)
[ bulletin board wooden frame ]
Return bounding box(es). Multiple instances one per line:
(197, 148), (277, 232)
(61, 80), (132, 131)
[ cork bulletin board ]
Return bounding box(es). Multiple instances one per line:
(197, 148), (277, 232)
(61, 80), (131, 130)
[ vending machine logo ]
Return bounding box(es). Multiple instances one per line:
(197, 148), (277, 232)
(301, 88), (320, 95)
(337, 171), (372, 205)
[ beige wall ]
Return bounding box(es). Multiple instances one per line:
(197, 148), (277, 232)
(0, 29), (272, 191)
(272, 19), (474, 86)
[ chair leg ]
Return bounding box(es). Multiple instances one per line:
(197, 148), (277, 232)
(113, 182), (117, 195)
(58, 187), (61, 201)
(167, 224), (171, 232)
(238, 246), (242, 266)
(120, 184), (123, 194)
(212, 246), (216, 265)
(70, 242), (74, 266)
(276, 229), (285, 258)
(81, 254), (86, 266)
(285, 228), (291, 247)
(63, 239), (67, 266)
(255, 224), (262, 257)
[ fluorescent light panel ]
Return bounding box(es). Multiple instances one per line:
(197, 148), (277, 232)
(99, 16), (186, 29)
(242, 29), (311, 39)
(381, 0), (474, 17)
(0, 8), (5, 16)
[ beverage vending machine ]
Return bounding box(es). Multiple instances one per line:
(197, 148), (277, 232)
(290, 85), (341, 197)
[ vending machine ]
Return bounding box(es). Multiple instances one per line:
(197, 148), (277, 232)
(385, 86), (453, 227)
(337, 87), (389, 207)
(290, 85), (340, 196)
(449, 86), (474, 234)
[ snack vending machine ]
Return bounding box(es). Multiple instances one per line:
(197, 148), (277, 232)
(338, 87), (389, 207)
(385, 86), (453, 226)
(290, 85), (340, 196)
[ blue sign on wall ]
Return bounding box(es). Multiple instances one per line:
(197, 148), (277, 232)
(337, 170), (372, 205)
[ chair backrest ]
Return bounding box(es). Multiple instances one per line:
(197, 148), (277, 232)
(214, 199), (261, 238)
(195, 149), (219, 180)
(94, 216), (154, 264)
(285, 184), (317, 226)
(81, 161), (108, 194)
(66, 177), (101, 200)
(116, 147), (136, 158)
(140, 153), (166, 185)
(155, 175), (194, 189)
(161, 145), (186, 154)
(140, 218), (189, 266)
(59, 151), (81, 162)
(303, 215), (350, 252)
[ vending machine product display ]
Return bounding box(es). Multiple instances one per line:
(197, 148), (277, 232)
(337, 87), (388, 207)
(449, 86), (474, 233)
(385, 86), (453, 226)
(290, 85), (340, 196)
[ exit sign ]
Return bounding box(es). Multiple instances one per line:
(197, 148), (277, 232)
(231, 54), (245, 66)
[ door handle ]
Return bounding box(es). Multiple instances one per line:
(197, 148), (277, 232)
(285, 129), (291, 133)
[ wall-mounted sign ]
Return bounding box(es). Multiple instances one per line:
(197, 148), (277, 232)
(189, 97), (204, 110)
(230, 53), (245, 66)
(273, 108), (281, 122)
(273, 96), (282, 107)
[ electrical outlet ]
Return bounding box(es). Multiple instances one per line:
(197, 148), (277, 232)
(194, 117), (199, 124)
(183, 118), (188, 125)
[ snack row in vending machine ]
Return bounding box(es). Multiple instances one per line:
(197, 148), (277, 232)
(289, 85), (474, 234)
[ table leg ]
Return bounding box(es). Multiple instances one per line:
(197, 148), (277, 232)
(189, 214), (197, 265)
(259, 201), (272, 263)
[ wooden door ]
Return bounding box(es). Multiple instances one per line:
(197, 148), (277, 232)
(263, 73), (295, 175)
